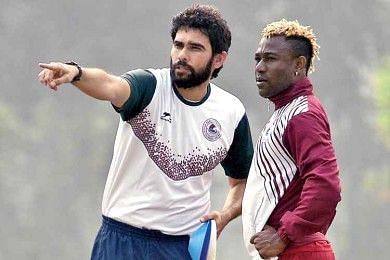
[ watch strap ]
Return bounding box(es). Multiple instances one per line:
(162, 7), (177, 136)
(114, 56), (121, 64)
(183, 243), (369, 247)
(65, 61), (82, 82)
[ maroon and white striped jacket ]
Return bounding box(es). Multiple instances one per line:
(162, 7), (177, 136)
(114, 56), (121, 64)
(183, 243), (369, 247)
(243, 77), (341, 258)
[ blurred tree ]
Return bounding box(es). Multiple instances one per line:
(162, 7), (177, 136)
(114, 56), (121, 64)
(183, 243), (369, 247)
(0, 97), (116, 259)
(373, 57), (390, 147)
(356, 56), (390, 259)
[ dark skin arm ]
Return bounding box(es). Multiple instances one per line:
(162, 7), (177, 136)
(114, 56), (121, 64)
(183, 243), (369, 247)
(250, 225), (287, 259)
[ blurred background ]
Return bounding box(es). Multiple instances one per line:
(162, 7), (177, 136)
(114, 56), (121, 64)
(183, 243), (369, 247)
(1, 0), (389, 259)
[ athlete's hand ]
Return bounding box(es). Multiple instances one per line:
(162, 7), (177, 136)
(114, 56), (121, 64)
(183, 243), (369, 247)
(38, 62), (79, 91)
(250, 225), (286, 259)
(200, 210), (228, 238)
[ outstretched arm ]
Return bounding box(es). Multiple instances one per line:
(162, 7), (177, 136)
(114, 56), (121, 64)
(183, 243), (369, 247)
(38, 62), (130, 108)
(201, 177), (246, 237)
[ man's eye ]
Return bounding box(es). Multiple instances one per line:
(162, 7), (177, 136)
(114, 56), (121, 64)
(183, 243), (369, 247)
(174, 43), (183, 48)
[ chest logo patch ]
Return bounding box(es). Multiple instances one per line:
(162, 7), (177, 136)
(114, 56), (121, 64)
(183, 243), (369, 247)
(202, 118), (221, 142)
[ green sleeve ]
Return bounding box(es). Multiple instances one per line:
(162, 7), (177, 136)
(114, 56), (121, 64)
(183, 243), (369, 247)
(112, 69), (156, 121)
(221, 113), (254, 179)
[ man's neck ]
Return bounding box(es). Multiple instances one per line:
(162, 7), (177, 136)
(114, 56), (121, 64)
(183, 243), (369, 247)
(175, 81), (210, 102)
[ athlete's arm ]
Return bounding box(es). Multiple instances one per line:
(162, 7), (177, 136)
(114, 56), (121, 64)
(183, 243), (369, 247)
(278, 111), (341, 244)
(38, 62), (130, 108)
(202, 112), (253, 237)
(201, 177), (246, 237)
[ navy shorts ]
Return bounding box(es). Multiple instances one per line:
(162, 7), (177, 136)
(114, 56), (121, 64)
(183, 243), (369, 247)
(91, 216), (192, 260)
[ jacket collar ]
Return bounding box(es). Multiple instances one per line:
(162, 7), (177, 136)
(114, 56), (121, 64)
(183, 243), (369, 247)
(269, 77), (313, 109)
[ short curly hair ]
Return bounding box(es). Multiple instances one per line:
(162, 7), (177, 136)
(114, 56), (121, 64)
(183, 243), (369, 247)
(262, 19), (320, 74)
(170, 4), (231, 78)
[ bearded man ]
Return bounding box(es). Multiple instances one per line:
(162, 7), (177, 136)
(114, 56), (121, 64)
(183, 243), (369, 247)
(38, 4), (253, 260)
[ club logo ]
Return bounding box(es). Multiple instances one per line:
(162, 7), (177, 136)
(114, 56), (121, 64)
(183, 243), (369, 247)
(202, 118), (221, 142)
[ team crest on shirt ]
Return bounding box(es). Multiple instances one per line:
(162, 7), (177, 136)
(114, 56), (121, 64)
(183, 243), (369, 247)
(202, 118), (221, 142)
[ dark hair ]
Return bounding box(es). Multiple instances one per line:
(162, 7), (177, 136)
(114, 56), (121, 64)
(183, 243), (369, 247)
(286, 36), (313, 74)
(170, 4), (231, 78)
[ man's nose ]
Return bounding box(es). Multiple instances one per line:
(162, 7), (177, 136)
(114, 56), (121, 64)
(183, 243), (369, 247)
(255, 60), (265, 72)
(177, 48), (189, 62)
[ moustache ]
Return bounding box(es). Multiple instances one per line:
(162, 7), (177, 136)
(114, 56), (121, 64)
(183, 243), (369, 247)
(173, 61), (193, 70)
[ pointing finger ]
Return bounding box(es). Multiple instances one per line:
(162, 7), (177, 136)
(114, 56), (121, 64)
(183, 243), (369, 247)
(39, 62), (62, 71)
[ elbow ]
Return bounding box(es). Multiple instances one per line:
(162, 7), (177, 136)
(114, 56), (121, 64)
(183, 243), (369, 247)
(319, 180), (341, 205)
(328, 175), (342, 203)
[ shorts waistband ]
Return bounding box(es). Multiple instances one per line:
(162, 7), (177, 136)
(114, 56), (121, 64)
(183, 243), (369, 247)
(102, 215), (189, 241)
(282, 240), (333, 255)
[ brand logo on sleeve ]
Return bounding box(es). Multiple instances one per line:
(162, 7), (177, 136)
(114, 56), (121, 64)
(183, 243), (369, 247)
(202, 118), (221, 142)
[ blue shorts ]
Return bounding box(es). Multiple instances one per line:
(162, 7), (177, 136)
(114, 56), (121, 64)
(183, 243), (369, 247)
(91, 216), (192, 260)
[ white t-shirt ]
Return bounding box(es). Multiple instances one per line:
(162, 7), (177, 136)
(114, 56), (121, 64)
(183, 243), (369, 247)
(102, 68), (253, 235)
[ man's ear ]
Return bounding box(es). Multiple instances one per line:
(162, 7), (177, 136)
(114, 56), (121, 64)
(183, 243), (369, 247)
(295, 56), (307, 72)
(213, 51), (228, 69)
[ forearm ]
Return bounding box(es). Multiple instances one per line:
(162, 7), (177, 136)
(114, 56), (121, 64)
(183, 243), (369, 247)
(73, 67), (129, 106)
(279, 171), (341, 242)
(39, 61), (130, 107)
(201, 178), (246, 237)
(280, 111), (341, 243)
(220, 179), (246, 224)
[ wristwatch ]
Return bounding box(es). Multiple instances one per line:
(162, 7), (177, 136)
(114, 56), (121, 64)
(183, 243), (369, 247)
(65, 61), (82, 82)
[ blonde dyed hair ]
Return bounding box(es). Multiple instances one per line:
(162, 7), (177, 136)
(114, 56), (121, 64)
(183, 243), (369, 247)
(262, 19), (320, 73)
